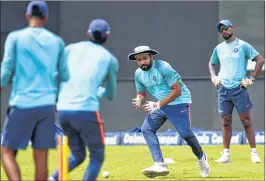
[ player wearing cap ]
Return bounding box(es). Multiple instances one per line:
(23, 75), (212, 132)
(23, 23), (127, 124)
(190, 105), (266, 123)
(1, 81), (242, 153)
(0, 1), (68, 180)
(129, 46), (210, 178)
(49, 19), (119, 181)
(209, 20), (265, 163)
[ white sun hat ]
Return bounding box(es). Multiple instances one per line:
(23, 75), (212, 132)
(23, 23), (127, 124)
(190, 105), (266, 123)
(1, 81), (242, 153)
(128, 45), (159, 60)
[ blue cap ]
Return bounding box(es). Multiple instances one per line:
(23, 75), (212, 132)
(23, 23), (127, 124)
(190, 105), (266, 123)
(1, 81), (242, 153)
(216, 20), (233, 32)
(88, 19), (110, 38)
(26, 1), (49, 17)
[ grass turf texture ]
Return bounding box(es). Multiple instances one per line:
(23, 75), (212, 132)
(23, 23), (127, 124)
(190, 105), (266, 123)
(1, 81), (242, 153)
(1, 145), (264, 180)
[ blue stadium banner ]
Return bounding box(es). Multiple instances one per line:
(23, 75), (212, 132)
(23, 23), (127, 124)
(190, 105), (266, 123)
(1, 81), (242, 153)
(120, 132), (181, 145)
(120, 132), (147, 145)
(181, 131), (243, 145)
(2, 130), (262, 147)
(157, 132), (181, 145)
(105, 132), (121, 145)
(243, 131), (264, 145)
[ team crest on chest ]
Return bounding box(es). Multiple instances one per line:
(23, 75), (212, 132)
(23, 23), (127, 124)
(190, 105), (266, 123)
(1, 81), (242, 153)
(144, 74), (162, 87)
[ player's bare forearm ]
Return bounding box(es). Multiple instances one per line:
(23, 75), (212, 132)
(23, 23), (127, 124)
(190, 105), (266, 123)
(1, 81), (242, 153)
(251, 55), (265, 79)
(159, 82), (181, 107)
(208, 60), (216, 77)
(1, 62), (14, 87)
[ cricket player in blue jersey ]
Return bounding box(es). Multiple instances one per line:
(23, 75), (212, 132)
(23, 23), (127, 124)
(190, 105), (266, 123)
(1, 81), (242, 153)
(0, 1), (68, 180)
(49, 19), (119, 181)
(209, 20), (265, 163)
(129, 46), (210, 178)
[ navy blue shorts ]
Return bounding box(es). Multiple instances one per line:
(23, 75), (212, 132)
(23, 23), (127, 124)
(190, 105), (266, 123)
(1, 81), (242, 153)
(58, 111), (105, 151)
(1, 106), (56, 150)
(217, 85), (253, 116)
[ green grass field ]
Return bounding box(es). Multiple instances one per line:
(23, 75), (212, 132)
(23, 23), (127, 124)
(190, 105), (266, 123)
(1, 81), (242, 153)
(1, 145), (264, 180)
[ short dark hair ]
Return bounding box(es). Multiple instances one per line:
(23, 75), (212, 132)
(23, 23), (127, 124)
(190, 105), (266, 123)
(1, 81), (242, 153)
(30, 5), (45, 20)
(91, 31), (107, 44)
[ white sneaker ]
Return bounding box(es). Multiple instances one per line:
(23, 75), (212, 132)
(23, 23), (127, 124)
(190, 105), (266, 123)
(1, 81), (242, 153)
(215, 151), (232, 163)
(198, 153), (210, 177)
(48, 176), (55, 181)
(142, 162), (169, 178)
(251, 151), (261, 163)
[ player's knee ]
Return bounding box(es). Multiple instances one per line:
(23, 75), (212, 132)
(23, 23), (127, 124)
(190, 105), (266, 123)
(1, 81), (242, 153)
(1, 146), (15, 156)
(182, 135), (198, 146)
(90, 148), (105, 163)
(222, 116), (232, 128)
(241, 117), (251, 129)
(222, 121), (230, 128)
(141, 125), (149, 134)
(72, 150), (86, 164)
(180, 129), (194, 138)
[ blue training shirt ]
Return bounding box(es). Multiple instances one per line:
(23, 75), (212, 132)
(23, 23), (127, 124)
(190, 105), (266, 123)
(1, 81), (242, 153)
(56, 41), (119, 111)
(134, 60), (192, 105)
(0, 27), (68, 108)
(211, 38), (260, 89)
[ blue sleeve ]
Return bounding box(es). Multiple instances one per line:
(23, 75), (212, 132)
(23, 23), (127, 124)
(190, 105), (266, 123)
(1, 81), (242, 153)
(97, 56), (119, 100)
(134, 71), (145, 93)
(210, 47), (219, 64)
(243, 42), (260, 61)
(159, 61), (181, 87)
(1, 33), (16, 87)
(58, 40), (69, 82)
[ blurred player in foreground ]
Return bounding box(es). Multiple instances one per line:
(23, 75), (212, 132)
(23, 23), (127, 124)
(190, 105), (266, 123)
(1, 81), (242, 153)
(49, 19), (119, 181)
(0, 1), (68, 180)
(209, 20), (265, 163)
(129, 46), (210, 178)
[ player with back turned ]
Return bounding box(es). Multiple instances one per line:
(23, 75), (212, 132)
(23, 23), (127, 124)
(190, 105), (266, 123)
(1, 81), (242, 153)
(0, 1), (68, 180)
(49, 19), (119, 181)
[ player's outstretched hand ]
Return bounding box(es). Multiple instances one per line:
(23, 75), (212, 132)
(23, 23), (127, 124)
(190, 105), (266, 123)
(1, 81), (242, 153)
(240, 77), (255, 88)
(132, 95), (142, 109)
(211, 76), (222, 87)
(143, 101), (160, 113)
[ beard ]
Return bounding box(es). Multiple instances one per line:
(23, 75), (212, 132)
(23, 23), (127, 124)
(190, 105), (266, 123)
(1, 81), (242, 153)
(140, 61), (153, 71)
(223, 32), (233, 40)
